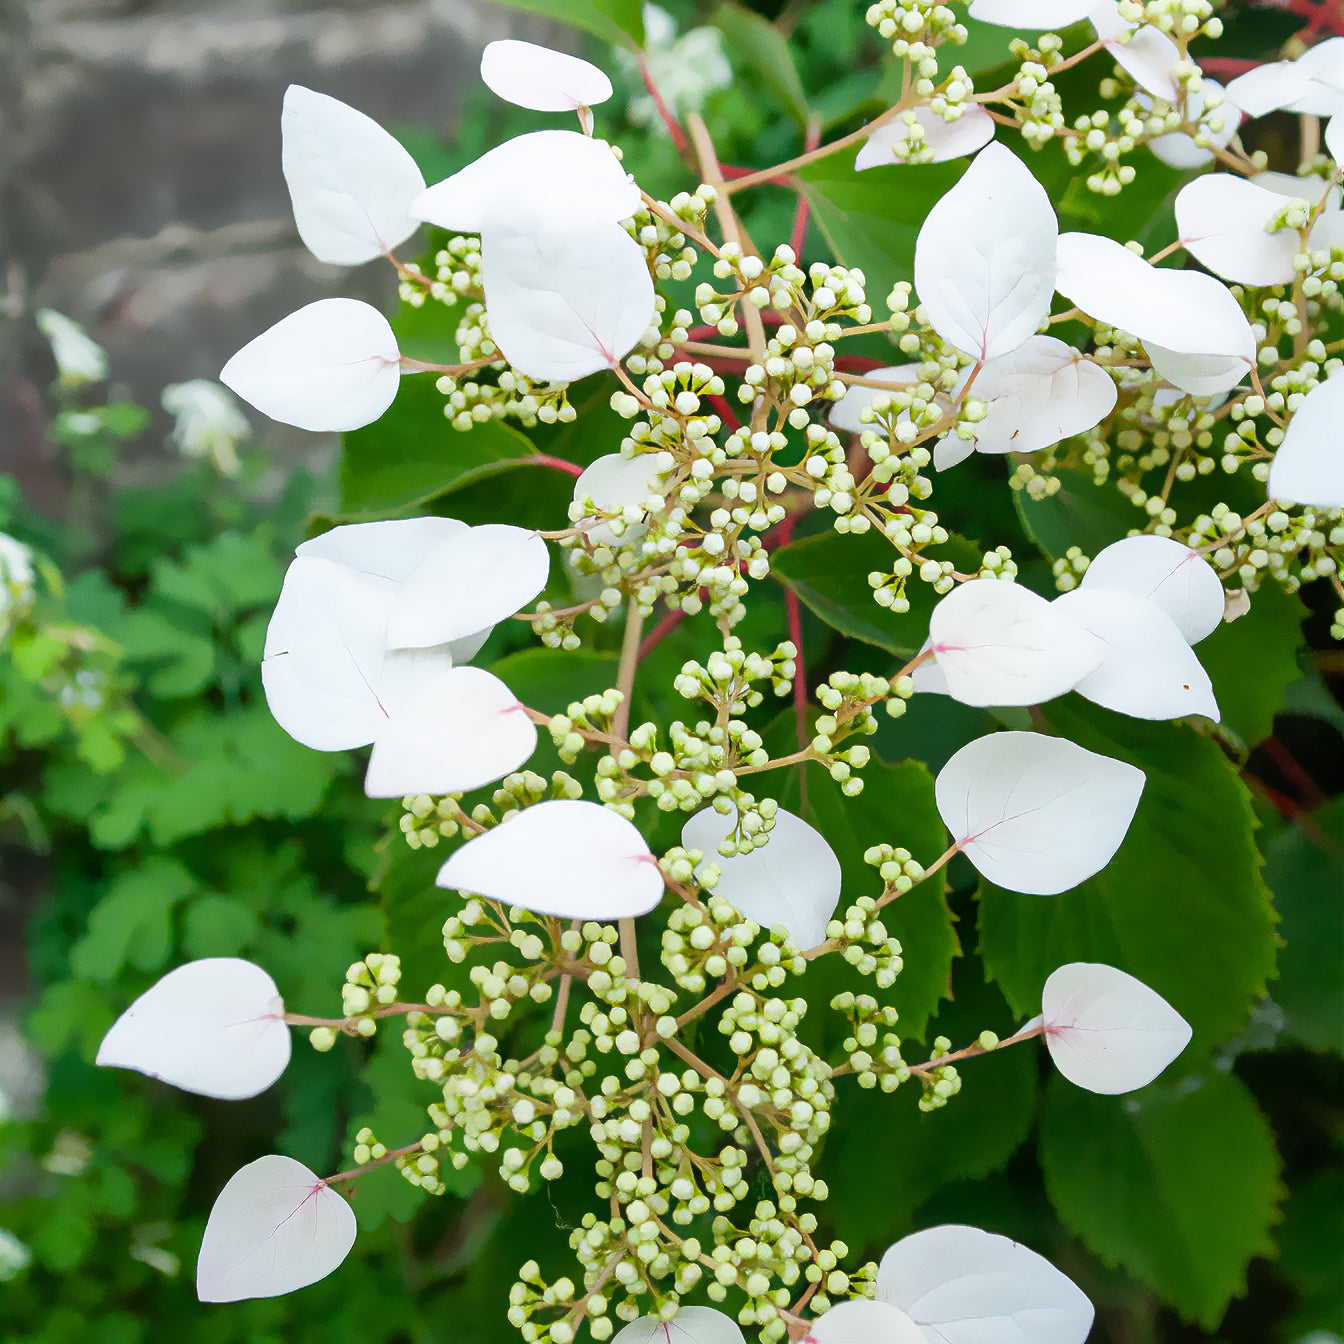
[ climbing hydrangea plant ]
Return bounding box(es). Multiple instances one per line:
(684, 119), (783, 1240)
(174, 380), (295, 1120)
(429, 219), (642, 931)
(88, 2), (1344, 1342)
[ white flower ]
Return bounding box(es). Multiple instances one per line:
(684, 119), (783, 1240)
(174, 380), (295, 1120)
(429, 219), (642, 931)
(0, 533), (37, 640)
(161, 380), (251, 475)
(616, 4), (731, 134)
(35, 309), (108, 387)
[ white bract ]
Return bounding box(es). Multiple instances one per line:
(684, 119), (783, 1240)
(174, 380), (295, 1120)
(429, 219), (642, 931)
(479, 209), (656, 384)
(682, 807), (842, 950)
(388, 523), (549, 650)
(161, 379), (251, 475)
(1226, 37), (1344, 117)
(926, 578), (1104, 707)
(573, 452), (667, 547)
(1107, 25), (1182, 103)
(876, 1223), (1095, 1344)
(967, 0), (1093, 26)
(1079, 534), (1225, 643)
(280, 85), (426, 266)
(1042, 961), (1193, 1093)
(1175, 174), (1301, 287)
(856, 106), (996, 169)
(806, 1300), (925, 1344)
(829, 365), (921, 434)
(220, 298), (401, 432)
(935, 731), (1145, 894)
(480, 39), (613, 112)
(197, 1155), (356, 1302)
(935, 335), (1116, 469)
(1268, 368), (1344, 507)
(436, 800), (664, 920)
(97, 958), (290, 1101)
(412, 130), (640, 234)
(1054, 589), (1219, 721)
(364, 667), (537, 798)
(612, 1306), (746, 1344)
(914, 143), (1058, 361)
(1055, 232), (1254, 395)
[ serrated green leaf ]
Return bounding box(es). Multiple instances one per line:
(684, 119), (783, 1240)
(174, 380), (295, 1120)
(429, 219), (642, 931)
(1012, 466), (1137, 561)
(487, 645), (620, 715)
(1040, 1070), (1283, 1328)
(977, 700), (1277, 1054)
(483, 0), (643, 48)
(715, 4), (810, 127)
(339, 374), (539, 517)
(70, 857), (198, 981)
(1262, 795), (1344, 1053)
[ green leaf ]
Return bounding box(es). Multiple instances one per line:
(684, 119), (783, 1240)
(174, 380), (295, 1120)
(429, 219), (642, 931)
(715, 4), (810, 128)
(182, 894), (260, 959)
(797, 156), (961, 296)
(774, 756), (956, 1039)
(977, 700), (1277, 1054)
(1040, 1070), (1284, 1328)
(1262, 795), (1344, 1053)
(339, 374), (539, 517)
(487, 645), (620, 714)
(70, 858), (198, 981)
(483, 0), (643, 48)
(771, 529), (982, 658)
(1198, 582), (1304, 749)
(1012, 466), (1138, 561)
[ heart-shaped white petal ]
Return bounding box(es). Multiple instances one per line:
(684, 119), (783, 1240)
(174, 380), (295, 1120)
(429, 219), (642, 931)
(1107, 26), (1181, 102)
(1145, 344), (1251, 398)
(263, 558), (451, 751)
(1176, 174), (1299, 287)
(1226, 60), (1313, 117)
(1055, 232), (1254, 367)
(915, 144), (1058, 361)
(1054, 589), (1219, 721)
(829, 366), (922, 434)
(197, 1155), (356, 1302)
(856, 107), (996, 169)
(939, 335), (1115, 467)
(480, 214), (655, 384)
(297, 518), (468, 582)
(876, 1224), (1095, 1344)
(1147, 81), (1240, 168)
(682, 807), (842, 950)
(388, 524), (550, 651)
(480, 39), (613, 112)
(1042, 961), (1193, 1093)
(806, 1300), (926, 1344)
(411, 131), (640, 234)
(927, 579), (1105, 707)
(967, 0), (1094, 26)
(1268, 368), (1344, 507)
(364, 666), (537, 798)
(97, 958), (290, 1101)
(935, 731), (1145, 895)
(612, 1307), (746, 1344)
(280, 85), (426, 267)
(220, 298), (400, 433)
(1079, 534), (1225, 643)
(436, 800), (664, 920)
(1232, 39), (1344, 118)
(573, 452), (666, 547)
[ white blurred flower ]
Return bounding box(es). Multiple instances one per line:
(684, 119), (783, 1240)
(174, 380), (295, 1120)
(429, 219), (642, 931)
(0, 533), (36, 641)
(617, 4), (731, 134)
(0, 1227), (32, 1283)
(35, 309), (108, 388)
(162, 379), (251, 475)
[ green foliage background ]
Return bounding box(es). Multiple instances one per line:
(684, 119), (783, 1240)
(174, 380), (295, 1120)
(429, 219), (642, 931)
(2, 1), (1341, 1341)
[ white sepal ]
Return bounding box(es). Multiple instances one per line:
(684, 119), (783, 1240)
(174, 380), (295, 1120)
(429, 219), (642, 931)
(914, 143), (1058, 360)
(1144, 344), (1250, 399)
(572, 452), (666, 547)
(935, 731), (1145, 895)
(480, 39), (613, 112)
(1175, 174), (1299, 287)
(364, 667), (537, 798)
(1268, 369), (1344, 507)
(967, 0), (1095, 26)
(1107, 25), (1182, 102)
(611, 1307), (746, 1344)
(806, 1300), (925, 1344)
(1054, 589), (1219, 721)
(388, 524), (549, 651)
(682, 807), (842, 951)
(197, 1155), (356, 1302)
(436, 800), (664, 920)
(1042, 961), (1193, 1094)
(1078, 534), (1225, 643)
(220, 298), (400, 433)
(480, 213), (656, 384)
(856, 107), (996, 169)
(97, 958), (290, 1101)
(927, 578), (1104, 707)
(875, 1224), (1095, 1344)
(296, 517), (468, 582)
(281, 85), (426, 267)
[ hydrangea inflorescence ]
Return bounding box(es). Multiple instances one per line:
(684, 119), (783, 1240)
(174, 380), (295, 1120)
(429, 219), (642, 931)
(95, 8), (1344, 1342)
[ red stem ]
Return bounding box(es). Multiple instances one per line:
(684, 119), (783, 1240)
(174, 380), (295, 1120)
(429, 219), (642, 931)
(639, 57), (690, 154)
(789, 122), (822, 259)
(637, 604), (692, 660)
(527, 453), (584, 479)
